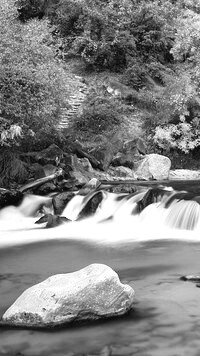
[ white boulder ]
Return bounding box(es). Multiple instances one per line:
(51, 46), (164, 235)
(135, 154), (171, 180)
(2, 264), (135, 327)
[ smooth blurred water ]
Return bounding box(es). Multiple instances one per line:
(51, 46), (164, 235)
(1, 188), (200, 356)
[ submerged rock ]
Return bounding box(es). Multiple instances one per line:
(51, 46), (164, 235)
(35, 214), (70, 228)
(77, 191), (104, 220)
(53, 192), (75, 215)
(2, 264), (135, 328)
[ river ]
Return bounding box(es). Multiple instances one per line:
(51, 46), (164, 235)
(1, 185), (200, 356)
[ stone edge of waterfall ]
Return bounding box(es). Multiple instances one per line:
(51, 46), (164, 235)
(1, 264), (135, 329)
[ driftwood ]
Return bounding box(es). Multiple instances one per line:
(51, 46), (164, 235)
(100, 179), (200, 186)
(19, 168), (64, 193)
(100, 179), (200, 194)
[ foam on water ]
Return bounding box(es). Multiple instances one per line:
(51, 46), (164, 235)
(1, 188), (200, 248)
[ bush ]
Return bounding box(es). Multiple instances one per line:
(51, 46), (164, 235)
(154, 117), (200, 153)
(71, 92), (122, 137)
(0, 0), (68, 148)
(53, 0), (178, 71)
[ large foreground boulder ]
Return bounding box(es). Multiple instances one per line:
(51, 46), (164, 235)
(134, 154), (171, 180)
(2, 264), (135, 328)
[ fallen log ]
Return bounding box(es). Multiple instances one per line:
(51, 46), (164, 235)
(100, 179), (200, 194)
(19, 168), (64, 193)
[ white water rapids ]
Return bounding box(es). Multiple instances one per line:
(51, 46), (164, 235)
(1, 188), (200, 248)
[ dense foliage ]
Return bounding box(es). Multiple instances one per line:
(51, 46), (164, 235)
(1, 0), (200, 155)
(0, 0), (67, 149)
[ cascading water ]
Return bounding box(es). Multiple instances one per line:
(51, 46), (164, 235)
(1, 186), (200, 248)
(2, 185), (200, 356)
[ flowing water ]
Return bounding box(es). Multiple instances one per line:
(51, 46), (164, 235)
(1, 185), (200, 356)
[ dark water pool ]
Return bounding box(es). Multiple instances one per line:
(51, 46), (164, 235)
(1, 238), (200, 356)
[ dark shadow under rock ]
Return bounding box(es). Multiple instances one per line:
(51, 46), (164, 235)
(0, 189), (23, 209)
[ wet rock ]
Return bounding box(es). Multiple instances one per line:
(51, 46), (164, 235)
(108, 184), (137, 194)
(137, 187), (171, 213)
(0, 151), (29, 186)
(2, 264), (135, 327)
(134, 154), (171, 180)
(0, 189), (23, 209)
(28, 163), (45, 180)
(113, 166), (137, 179)
(69, 155), (95, 186)
(43, 164), (57, 176)
(68, 140), (101, 169)
(77, 191), (104, 220)
(53, 192), (75, 215)
(164, 191), (200, 209)
(33, 144), (64, 166)
(78, 178), (101, 196)
(35, 182), (57, 195)
(90, 145), (114, 171)
(112, 152), (136, 169)
(35, 213), (70, 228)
(112, 138), (145, 169)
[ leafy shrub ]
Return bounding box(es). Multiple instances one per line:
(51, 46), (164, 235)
(52, 0), (178, 71)
(154, 71), (196, 124)
(154, 117), (200, 153)
(0, 0), (68, 148)
(71, 92), (121, 137)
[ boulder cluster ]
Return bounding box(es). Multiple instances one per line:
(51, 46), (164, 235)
(2, 139), (172, 196)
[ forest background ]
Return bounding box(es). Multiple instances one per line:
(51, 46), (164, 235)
(1, 0), (200, 173)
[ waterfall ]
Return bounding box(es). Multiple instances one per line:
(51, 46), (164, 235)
(1, 186), (200, 248)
